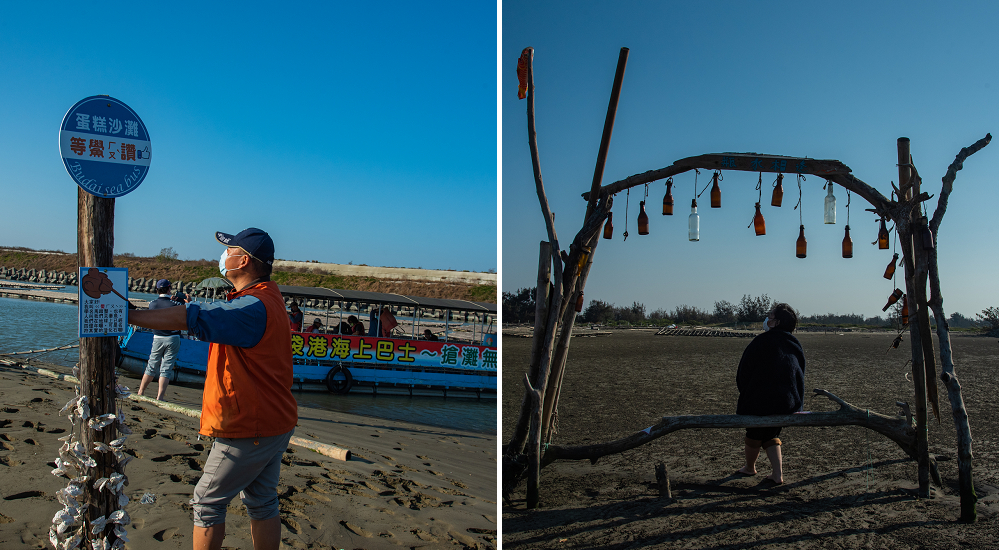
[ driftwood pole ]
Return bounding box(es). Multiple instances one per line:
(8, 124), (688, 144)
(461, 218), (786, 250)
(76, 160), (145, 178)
(504, 47), (619, 508)
(541, 47), (629, 444)
(896, 138), (931, 497)
(924, 133), (992, 522)
(77, 188), (121, 544)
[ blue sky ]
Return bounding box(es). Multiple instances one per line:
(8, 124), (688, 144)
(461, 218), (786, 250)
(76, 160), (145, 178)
(501, 2), (998, 318)
(1, 3), (497, 272)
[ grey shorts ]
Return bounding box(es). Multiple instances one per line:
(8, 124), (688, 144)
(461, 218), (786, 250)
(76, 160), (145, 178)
(144, 335), (180, 379)
(191, 429), (294, 527)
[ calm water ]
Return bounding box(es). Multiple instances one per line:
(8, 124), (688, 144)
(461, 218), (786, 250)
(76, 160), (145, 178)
(0, 293), (496, 434)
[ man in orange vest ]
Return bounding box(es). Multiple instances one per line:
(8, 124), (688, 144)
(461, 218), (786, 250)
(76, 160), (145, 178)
(128, 228), (297, 550)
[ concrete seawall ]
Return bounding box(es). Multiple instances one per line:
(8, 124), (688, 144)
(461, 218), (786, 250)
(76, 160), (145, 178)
(273, 260), (496, 285)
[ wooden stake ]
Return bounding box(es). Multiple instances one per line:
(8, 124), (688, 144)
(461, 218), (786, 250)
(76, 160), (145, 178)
(507, 241), (552, 457)
(897, 138), (930, 498)
(585, 47), (629, 221)
(77, 188), (121, 543)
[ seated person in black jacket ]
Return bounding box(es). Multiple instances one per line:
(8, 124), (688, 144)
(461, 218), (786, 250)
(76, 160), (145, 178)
(735, 302), (805, 485)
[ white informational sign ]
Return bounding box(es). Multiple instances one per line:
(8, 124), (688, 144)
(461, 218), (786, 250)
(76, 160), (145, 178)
(78, 267), (129, 337)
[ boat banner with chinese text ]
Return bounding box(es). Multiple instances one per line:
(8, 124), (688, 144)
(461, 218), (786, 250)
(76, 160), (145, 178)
(290, 333), (497, 372)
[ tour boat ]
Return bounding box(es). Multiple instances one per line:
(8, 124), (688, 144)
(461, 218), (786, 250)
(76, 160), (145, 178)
(119, 285), (497, 397)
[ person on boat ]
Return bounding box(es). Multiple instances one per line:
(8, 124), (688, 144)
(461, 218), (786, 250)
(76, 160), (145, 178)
(338, 321), (352, 334)
(347, 315), (365, 335)
(127, 227), (297, 550)
(137, 279), (184, 401)
(379, 307), (398, 337)
(422, 329), (439, 341)
(304, 318), (323, 333)
(735, 302), (805, 486)
(288, 302), (303, 331)
(368, 306), (380, 336)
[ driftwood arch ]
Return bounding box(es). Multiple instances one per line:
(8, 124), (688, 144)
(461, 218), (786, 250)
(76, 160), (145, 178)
(503, 46), (991, 523)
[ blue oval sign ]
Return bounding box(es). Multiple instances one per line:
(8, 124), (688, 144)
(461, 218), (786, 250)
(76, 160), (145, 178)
(59, 95), (151, 198)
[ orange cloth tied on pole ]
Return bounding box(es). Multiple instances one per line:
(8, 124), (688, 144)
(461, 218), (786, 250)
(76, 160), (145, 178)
(517, 47), (532, 99)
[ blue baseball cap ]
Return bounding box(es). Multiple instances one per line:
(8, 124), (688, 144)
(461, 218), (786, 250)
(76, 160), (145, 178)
(215, 227), (275, 265)
(155, 279), (170, 289)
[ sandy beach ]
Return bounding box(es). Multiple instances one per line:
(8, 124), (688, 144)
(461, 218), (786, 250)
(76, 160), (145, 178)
(0, 361), (497, 549)
(502, 330), (998, 549)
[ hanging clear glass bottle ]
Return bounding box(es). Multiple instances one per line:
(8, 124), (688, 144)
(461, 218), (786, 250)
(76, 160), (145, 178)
(688, 199), (699, 242)
(824, 183), (836, 224)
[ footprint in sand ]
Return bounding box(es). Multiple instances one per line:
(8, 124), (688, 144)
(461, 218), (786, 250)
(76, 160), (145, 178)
(154, 527), (178, 541)
(340, 520), (373, 537)
(2, 408), (18, 414)
(0, 434), (12, 442)
(23, 438), (37, 446)
(143, 429), (157, 439)
(281, 517), (301, 534)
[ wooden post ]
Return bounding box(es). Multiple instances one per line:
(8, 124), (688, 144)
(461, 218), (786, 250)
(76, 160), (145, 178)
(507, 242), (552, 457)
(523, 374), (543, 509)
(897, 138), (930, 497)
(925, 133), (992, 521)
(77, 188), (121, 542)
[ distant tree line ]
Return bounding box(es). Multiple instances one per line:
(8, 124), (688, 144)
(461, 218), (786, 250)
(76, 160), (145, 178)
(502, 287), (998, 333)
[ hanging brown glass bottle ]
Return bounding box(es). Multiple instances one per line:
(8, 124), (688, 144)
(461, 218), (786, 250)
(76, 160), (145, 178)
(877, 218), (890, 249)
(662, 180), (673, 215)
(710, 173), (721, 208)
(575, 291), (584, 312)
(637, 201), (649, 235)
(900, 295), (909, 325)
(753, 203), (765, 236)
(795, 225), (807, 258)
(883, 252), (899, 279)
(603, 211), (614, 240)
(882, 288), (903, 311)
(918, 216), (934, 250)
(771, 174), (783, 207)
(842, 225), (853, 258)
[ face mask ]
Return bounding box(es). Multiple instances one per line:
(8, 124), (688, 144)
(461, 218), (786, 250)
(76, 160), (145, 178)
(219, 250), (242, 276)
(762, 317), (771, 332)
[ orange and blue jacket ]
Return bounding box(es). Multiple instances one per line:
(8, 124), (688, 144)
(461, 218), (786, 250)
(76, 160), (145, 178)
(185, 281), (298, 438)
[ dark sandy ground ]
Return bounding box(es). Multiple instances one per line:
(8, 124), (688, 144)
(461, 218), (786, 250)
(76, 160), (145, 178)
(501, 330), (998, 549)
(0, 363), (497, 549)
